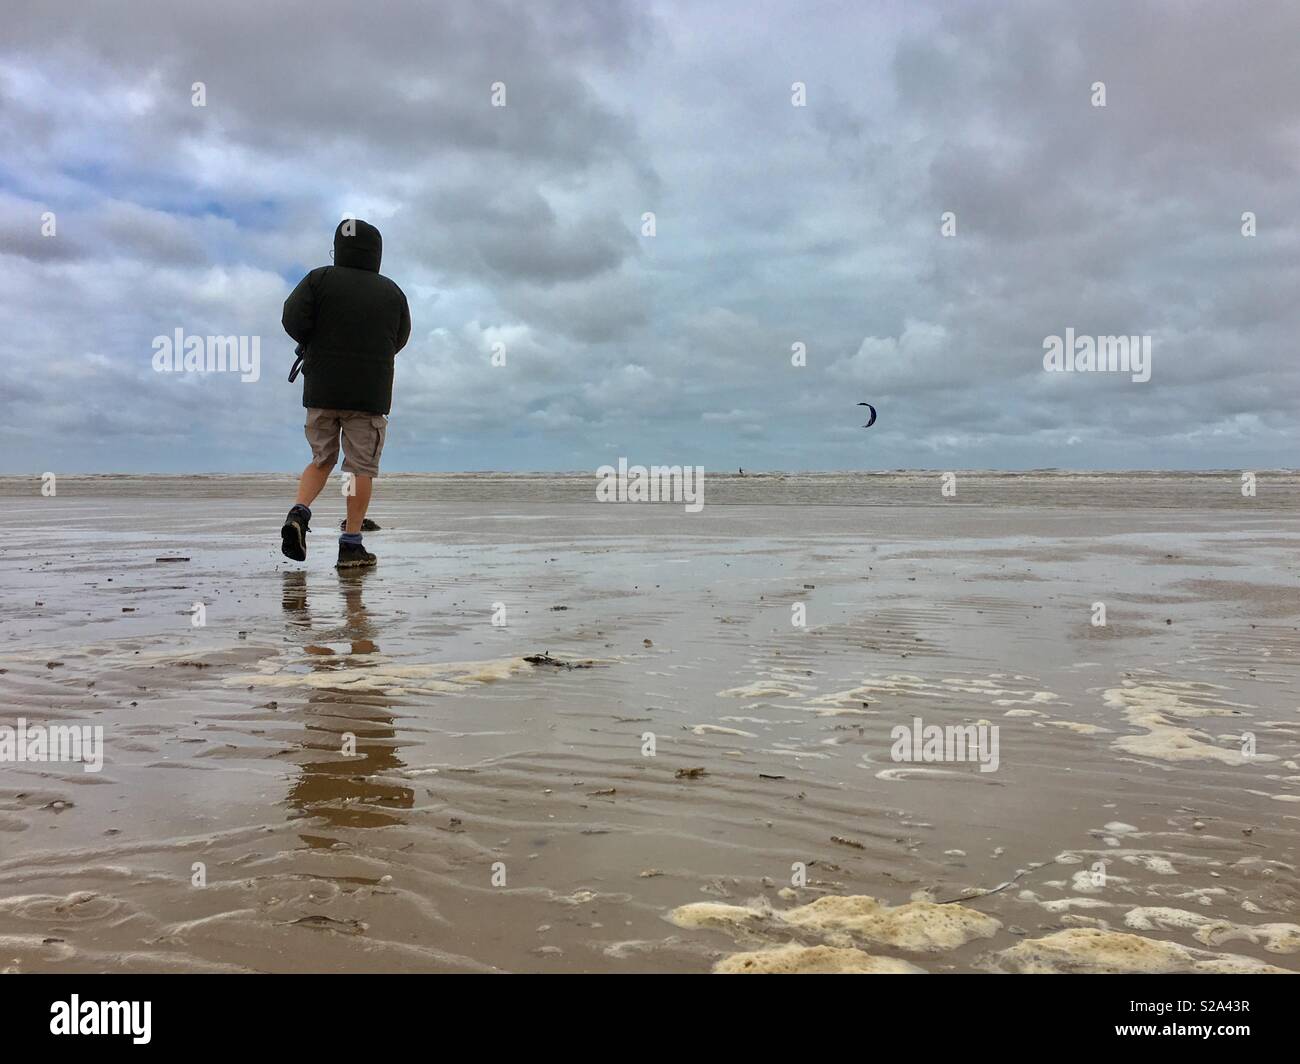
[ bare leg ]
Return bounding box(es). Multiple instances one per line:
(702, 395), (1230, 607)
(344, 474), (373, 534)
(295, 462), (332, 507)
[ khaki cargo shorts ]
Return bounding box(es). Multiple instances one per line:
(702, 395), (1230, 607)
(305, 408), (387, 477)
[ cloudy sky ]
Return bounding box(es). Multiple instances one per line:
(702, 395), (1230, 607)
(2, 0), (1297, 473)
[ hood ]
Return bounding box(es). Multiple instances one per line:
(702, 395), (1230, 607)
(333, 218), (382, 271)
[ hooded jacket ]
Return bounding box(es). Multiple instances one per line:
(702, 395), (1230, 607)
(282, 219), (411, 415)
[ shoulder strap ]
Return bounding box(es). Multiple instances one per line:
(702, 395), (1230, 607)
(287, 267), (332, 382)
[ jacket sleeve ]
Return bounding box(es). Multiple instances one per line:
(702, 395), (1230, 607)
(394, 289), (411, 354)
(282, 271), (317, 345)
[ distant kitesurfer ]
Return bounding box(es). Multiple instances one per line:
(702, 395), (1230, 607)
(279, 219), (410, 569)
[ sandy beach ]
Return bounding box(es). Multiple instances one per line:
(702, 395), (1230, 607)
(1, 472), (1298, 973)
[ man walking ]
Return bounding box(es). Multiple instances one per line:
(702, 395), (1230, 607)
(279, 219), (410, 568)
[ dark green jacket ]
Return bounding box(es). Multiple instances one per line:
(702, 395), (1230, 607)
(282, 219), (411, 414)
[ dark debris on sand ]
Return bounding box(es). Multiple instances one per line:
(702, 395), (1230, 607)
(524, 653), (595, 670)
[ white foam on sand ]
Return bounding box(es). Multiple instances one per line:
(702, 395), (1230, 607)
(1018, 890), (1115, 913)
(689, 724), (758, 738)
(1069, 867), (1129, 893)
(989, 928), (1291, 974)
(993, 692), (1060, 707)
(1123, 907), (1300, 954)
(1055, 847), (1212, 880)
(808, 673), (1060, 716)
(874, 766), (964, 782)
(1041, 719), (1110, 735)
(1103, 679), (1274, 764)
(1121, 853), (1179, 876)
(717, 680), (810, 700)
(669, 893), (1000, 957)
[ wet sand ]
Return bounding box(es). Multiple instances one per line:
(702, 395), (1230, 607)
(1, 472), (1298, 973)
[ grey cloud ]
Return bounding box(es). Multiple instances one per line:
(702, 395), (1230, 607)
(0, 0), (1297, 473)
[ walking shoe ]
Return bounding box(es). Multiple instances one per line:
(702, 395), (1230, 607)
(335, 541), (377, 569)
(280, 505), (311, 561)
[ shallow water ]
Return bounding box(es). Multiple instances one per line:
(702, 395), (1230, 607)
(0, 474), (1297, 972)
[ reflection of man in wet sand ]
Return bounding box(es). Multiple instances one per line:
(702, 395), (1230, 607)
(280, 570), (412, 841)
